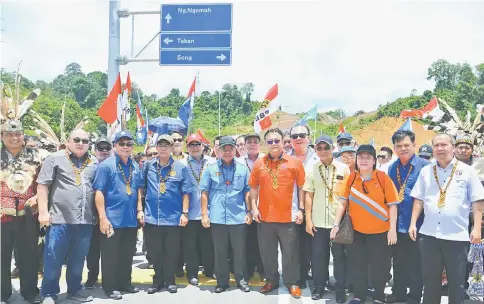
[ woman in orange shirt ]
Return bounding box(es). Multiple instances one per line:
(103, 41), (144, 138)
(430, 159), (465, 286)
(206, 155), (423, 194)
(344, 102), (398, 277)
(331, 145), (398, 304)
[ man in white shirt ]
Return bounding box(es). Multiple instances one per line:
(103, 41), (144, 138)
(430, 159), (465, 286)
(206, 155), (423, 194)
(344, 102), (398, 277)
(409, 133), (484, 304)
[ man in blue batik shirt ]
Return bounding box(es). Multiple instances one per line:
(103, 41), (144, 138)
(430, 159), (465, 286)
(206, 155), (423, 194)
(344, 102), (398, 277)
(93, 131), (140, 300)
(180, 133), (216, 285)
(386, 130), (430, 304)
(200, 136), (252, 294)
(138, 134), (191, 295)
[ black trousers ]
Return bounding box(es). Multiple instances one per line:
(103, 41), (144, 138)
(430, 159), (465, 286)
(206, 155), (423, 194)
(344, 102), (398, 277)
(392, 232), (423, 302)
(347, 231), (391, 302)
(299, 219), (312, 282)
(258, 222), (300, 286)
(100, 227), (137, 294)
(86, 223), (101, 282)
(212, 224), (248, 286)
(183, 220), (215, 279)
(311, 228), (346, 290)
(1, 212), (39, 302)
(419, 234), (468, 304)
(145, 224), (182, 286)
(246, 221), (264, 278)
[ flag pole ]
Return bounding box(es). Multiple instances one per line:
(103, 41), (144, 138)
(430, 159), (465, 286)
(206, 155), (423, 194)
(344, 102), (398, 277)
(218, 91), (221, 136)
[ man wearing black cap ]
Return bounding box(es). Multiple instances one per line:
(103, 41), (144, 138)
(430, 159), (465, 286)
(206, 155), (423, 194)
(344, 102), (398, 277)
(418, 144), (433, 161)
(139, 134), (191, 294)
(200, 136), (252, 293)
(85, 137), (113, 289)
(236, 134), (265, 280)
(304, 135), (350, 302)
(92, 131), (140, 300)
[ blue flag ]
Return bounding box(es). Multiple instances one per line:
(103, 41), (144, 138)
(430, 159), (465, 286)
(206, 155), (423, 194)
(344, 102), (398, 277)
(136, 108), (149, 144)
(398, 117), (413, 132)
(295, 104), (318, 126)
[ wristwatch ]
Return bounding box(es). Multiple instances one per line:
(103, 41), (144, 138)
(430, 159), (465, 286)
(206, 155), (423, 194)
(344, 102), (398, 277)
(182, 212), (188, 216)
(298, 208), (305, 213)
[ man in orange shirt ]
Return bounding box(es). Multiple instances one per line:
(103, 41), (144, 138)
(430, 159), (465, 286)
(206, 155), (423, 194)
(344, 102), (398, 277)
(249, 128), (305, 298)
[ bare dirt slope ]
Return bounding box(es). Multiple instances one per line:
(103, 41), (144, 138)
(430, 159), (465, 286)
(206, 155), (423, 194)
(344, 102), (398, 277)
(352, 117), (436, 149)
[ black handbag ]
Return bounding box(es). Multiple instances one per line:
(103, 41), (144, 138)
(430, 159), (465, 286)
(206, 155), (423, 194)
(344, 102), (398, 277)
(333, 173), (356, 245)
(333, 213), (353, 245)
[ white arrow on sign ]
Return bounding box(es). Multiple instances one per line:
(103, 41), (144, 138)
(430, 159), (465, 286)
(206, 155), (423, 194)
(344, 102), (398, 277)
(163, 37), (173, 45)
(216, 54), (227, 62)
(165, 14), (172, 24)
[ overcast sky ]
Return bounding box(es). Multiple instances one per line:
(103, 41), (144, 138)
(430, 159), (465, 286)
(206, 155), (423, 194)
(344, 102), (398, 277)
(2, 0), (484, 114)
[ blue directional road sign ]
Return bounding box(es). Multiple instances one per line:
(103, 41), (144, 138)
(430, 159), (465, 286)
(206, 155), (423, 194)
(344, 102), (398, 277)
(160, 4), (232, 32)
(160, 33), (231, 49)
(160, 50), (231, 66)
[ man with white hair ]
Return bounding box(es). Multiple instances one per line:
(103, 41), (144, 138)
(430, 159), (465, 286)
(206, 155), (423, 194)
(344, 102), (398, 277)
(37, 129), (98, 304)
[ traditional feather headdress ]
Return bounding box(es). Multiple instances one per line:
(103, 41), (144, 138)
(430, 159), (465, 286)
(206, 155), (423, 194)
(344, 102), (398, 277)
(0, 63), (45, 194)
(29, 97), (90, 150)
(424, 98), (484, 156)
(0, 63), (41, 132)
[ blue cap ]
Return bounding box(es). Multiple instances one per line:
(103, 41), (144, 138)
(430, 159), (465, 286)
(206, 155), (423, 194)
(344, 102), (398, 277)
(113, 131), (134, 143)
(336, 132), (353, 142)
(315, 135), (333, 146)
(340, 146), (356, 153)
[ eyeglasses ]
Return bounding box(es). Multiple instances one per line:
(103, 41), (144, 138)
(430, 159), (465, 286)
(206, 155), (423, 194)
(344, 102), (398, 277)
(73, 137), (90, 144)
(96, 145), (112, 152)
(316, 146), (332, 151)
(338, 141), (352, 147)
(362, 180), (369, 194)
(266, 139), (281, 145)
(118, 141), (134, 147)
(157, 143), (172, 149)
(377, 155), (387, 159)
(290, 133), (307, 140)
(189, 143), (202, 148)
(147, 152), (158, 157)
(283, 140), (291, 144)
(173, 138), (183, 143)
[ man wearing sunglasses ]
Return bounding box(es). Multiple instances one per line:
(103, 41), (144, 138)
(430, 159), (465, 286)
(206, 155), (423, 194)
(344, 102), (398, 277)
(180, 134), (216, 285)
(91, 131), (140, 300)
(146, 146), (158, 160)
(170, 131), (187, 161)
(336, 133), (355, 151)
(304, 135), (350, 302)
(249, 128), (306, 298)
(288, 125), (318, 290)
(377, 147), (393, 174)
(236, 134), (265, 281)
(94, 137), (112, 163)
(138, 134), (191, 295)
(283, 132), (293, 154)
(37, 129), (98, 304)
(85, 136), (112, 289)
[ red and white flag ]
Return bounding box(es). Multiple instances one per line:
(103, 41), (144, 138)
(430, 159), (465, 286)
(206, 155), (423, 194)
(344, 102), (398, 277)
(254, 84), (280, 133)
(338, 123), (346, 135)
(98, 73), (122, 124)
(121, 72), (132, 121)
(400, 96), (444, 122)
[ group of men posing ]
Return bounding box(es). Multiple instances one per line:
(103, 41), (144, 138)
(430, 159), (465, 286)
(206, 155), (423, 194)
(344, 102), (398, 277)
(1, 118), (484, 304)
